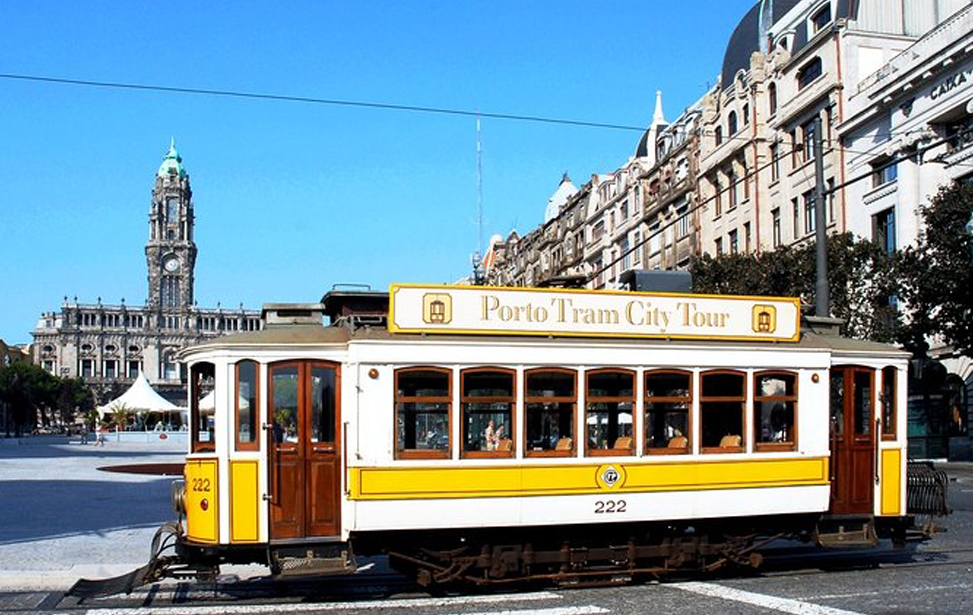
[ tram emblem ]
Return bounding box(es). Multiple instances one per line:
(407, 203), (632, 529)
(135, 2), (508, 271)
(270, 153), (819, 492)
(601, 466), (620, 488)
(752, 305), (777, 334)
(422, 293), (453, 325)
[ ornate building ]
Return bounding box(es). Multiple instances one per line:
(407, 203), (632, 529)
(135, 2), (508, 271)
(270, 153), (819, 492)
(32, 143), (261, 403)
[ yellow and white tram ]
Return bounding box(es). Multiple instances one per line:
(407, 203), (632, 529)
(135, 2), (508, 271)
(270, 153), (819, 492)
(170, 284), (915, 585)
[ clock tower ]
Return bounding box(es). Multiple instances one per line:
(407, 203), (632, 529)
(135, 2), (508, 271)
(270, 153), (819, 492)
(146, 140), (197, 312)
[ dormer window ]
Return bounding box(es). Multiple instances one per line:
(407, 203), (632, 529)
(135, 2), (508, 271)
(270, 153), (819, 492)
(811, 5), (832, 34)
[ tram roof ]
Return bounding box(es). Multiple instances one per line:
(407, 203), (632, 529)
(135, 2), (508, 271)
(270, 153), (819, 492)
(181, 322), (909, 358)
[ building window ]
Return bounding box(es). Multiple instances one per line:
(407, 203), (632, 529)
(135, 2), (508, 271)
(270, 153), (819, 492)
(803, 190), (816, 235)
(525, 369), (576, 457)
(797, 57), (822, 90)
(729, 229), (739, 254)
(632, 231), (642, 264)
(585, 369), (635, 456)
(811, 4), (832, 32)
(881, 366), (897, 439)
(827, 178), (835, 222)
(620, 199), (629, 220)
(742, 157), (750, 200)
(768, 83), (777, 116)
(770, 142), (780, 181)
(645, 370), (691, 454)
(620, 237), (630, 271)
(945, 115), (973, 153)
(744, 222), (752, 253)
(462, 368), (515, 458)
(104, 360), (117, 379)
(754, 372), (797, 451)
(792, 198), (800, 239)
(700, 370), (746, 452)
(164, 355), (179, 381)
(648, 219), (661, 254)
(873, 207), (896, 254)
(677, 204), (690, 238)
(871, 159), (898, 188)
(127, 360), (141, 379)
(235, 360), (260, 451)
(591, 220), (605, 243)
(801, 119), (816, 163)
(166, 198), (178, 223)
(728, 111), (738, 136)
(772, 208), (782, 248)
(714, 175), (723, 216)
(161, 276), (180, 308)
(715, 237), (723, 256)
(715, 125), (723, 146)
(43, 360), (55, 374)
(742, 103), (749, 126)
(81, 359), (93, 378)
(395, 368), (451, 458)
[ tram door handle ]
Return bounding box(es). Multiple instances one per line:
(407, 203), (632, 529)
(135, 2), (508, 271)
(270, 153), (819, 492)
(874, 417), (881, 485)
(829, 417), (837, 482)
(263, 423), (276, 504)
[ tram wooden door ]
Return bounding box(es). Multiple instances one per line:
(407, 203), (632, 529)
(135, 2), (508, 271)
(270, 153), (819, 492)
(829, 366), (875, 514)
(268, 361), (341, 540)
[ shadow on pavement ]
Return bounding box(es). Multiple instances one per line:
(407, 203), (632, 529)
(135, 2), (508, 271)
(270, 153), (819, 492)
(0, 478), (173, 545)
(0, 443), (184, 460)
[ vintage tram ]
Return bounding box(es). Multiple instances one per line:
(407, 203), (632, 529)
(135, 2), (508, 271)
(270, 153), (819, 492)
(157, 284), (920, 587)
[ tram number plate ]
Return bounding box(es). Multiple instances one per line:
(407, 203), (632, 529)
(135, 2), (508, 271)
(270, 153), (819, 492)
(594, 499), (627, 514)
(191, 478), (212, 492)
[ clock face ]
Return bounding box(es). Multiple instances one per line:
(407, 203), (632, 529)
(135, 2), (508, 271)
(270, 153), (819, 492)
(164, 258), (180, 272)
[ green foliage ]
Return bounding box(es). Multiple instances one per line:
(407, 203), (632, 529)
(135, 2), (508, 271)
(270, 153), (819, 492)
(691, 232), (900, 342)
(0, 362), (59, 436)
(897, 182), (973, 355)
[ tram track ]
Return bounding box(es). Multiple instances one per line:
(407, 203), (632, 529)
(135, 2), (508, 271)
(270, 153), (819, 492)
(4, 545), (972, 613)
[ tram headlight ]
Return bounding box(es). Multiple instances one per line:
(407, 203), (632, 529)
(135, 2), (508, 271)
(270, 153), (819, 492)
(171, 479), (186, 516)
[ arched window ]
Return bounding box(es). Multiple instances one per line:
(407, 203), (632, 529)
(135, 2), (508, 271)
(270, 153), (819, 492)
(768, 82), (778, 116)
(395, 367), (451, 459)
(525, 368), (576, 457)
(645, 370), (692, 454)
(461, 368), (515, 458)
(728, 111), (738, 136)
(585, 369), (635, 455)
(715, 126), (723, 146)
(754, 371), (797, 451)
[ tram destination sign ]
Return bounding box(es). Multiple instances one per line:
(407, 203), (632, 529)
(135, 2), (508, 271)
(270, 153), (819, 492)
(389, 284), (800, 342)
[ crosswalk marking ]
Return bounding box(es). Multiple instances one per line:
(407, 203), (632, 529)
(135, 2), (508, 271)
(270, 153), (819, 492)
(672, 581), (866, 615)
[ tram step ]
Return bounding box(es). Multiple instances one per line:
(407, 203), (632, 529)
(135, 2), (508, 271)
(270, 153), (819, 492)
(815, 517), (878, 549)
(272, 546), (357, 577)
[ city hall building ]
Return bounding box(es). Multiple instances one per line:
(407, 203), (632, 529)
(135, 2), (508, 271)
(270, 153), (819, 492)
(31, 143), (261, 403)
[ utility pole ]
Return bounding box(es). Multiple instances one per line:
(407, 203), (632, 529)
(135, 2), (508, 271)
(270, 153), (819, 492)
(813, 114), (830, 318)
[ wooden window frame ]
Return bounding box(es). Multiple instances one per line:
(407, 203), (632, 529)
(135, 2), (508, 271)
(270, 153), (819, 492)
(753, 370), (798, 452)
(461, 367), (516, 459)
(395, 366), (452, 460)
(881, 366), (897, 441)
(700, 369), (746, 454)
(585, 368), (636, 457)
(524, 367), (577, 458)
(234, 360), (260, 452)
(190, 361), (216, 453)
(644, 369), (693, 455)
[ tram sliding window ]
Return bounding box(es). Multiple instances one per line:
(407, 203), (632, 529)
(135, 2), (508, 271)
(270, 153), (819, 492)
(645, 370), (691, 454)
(235, 360), (259, 451)
(461, 368), (515, 458)
(585, 369), (635, 456)
(190, 362), (216, 453)
(525, 369), (576, 457)
(700, 370), (745, 452)
(881, 366), (896, 439)
(395, 368), (451, 459)
(753, 371), (797, 451)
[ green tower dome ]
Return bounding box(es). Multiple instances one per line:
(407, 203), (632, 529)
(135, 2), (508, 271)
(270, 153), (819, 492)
(157, 139), (187, 178)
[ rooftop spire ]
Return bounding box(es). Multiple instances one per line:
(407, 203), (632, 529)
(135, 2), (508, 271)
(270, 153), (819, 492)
(651, 90), (667, 127)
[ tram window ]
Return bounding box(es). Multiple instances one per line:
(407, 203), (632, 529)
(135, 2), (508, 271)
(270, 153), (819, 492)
(754, 372), (797, 451)
(645, 370), (691, 454)
(190, 362), (216, 453)
(271, 366), (300, 444)
(700, 370), (745, 452)
(525, 369), (576, 457)
(395, 368), (451, 459)
(461, 368), (515, 458)
(830, 372), (844, 436)
(235, 360), (259, 451)
(854, 371), (872, 435)
(310, 365), (336, 444)
(585, 369), (635, 456)
(881, 367), (896, 439)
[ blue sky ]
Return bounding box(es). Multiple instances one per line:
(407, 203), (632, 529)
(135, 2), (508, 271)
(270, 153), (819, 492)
(0, 0), (754, 344)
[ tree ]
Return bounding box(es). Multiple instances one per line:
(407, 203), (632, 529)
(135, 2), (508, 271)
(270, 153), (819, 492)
(897, 181), (973, 355)
(690, 233), (901, 342)
(55, 377), (95, 428)
(0, 363), (59, 436)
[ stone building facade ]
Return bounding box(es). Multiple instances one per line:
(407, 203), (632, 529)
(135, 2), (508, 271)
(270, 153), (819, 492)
(31, 143), (261, 403)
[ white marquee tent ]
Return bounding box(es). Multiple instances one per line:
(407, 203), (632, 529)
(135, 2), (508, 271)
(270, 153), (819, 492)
(97, 372), (187, 424)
